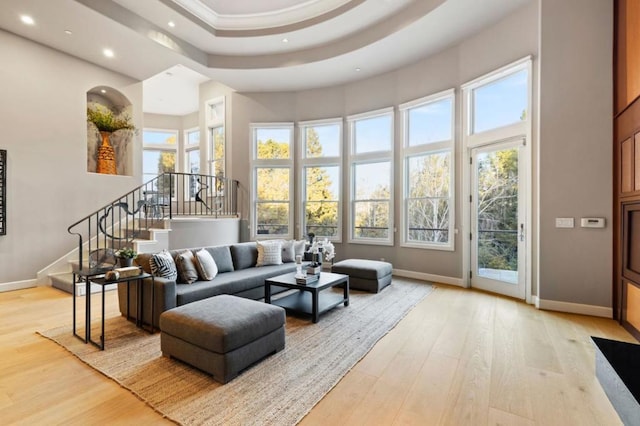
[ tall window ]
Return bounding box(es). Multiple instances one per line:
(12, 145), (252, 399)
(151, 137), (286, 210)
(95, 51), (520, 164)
(142, 129), (177, 194)
(400, 89), (455, 250)
(299, 119), (342, 241)
(347, 108), (394, 244)
(251, 123), (294, 239)
(184, 128), (200, 198)
(205, 97), (225, 179)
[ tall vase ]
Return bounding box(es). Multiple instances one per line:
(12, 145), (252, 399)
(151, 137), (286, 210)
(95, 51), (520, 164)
(96, 131), (117, 175)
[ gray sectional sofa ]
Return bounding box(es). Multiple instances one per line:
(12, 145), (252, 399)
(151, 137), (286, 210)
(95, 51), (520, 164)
(117, 241), (307, 327)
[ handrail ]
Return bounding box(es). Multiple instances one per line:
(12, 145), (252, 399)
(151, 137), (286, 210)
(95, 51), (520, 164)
(68, 173), (239, 271)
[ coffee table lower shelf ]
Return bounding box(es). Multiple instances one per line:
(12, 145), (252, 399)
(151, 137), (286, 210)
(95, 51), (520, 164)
(272, 291), (346, 321)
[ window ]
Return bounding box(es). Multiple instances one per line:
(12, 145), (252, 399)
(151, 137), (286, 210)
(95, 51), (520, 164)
(471, 68), (528, 134)
(142, 129), (177, 188)
(299, 119), (342, 240)
(400, 90), (455, 250)
(184, 128), (200, 199)
(347, 108), (394, 244)
(251, 123), (294, 239)
(205, 97), (225, 179)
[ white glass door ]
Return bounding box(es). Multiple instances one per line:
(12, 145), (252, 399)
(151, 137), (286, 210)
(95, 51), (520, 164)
(470, 139), (525, 299)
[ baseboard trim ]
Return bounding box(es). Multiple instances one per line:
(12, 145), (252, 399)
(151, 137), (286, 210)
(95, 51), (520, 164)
(392, 269), (464, 287)
(0, 279), (37, 293)
(537, 297), (613, 318)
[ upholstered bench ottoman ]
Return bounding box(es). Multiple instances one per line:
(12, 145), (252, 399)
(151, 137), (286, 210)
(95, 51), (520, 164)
(331, 259), (392, 293)
(159, 294), (286, 383)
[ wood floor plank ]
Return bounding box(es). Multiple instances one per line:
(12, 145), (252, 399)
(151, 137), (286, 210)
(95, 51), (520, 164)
(0, 283), (636, 425)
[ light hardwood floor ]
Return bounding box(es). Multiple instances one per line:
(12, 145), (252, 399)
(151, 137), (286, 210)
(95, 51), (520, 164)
(0, 284), (635, 425)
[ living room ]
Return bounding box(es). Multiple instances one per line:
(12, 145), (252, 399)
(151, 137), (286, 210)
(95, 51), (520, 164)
(0, 0), (637, 424)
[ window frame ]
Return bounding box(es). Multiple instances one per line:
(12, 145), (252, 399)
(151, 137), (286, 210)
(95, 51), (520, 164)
(347, 107), (394, 246)
(399, 88), (455, 251)
(205, 96), (226, 179)
(250, 122), (295, 240)
(298, 117), (343, 242)
(183, 127), (200, 200)
(142, 127), (179, 184)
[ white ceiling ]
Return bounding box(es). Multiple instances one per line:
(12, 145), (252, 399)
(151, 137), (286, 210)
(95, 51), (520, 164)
(0, 0), (531, 115)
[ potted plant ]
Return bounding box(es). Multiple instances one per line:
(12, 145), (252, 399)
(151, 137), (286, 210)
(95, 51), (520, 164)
(115, 247), (137, 267)
(87, 104), (136, 174)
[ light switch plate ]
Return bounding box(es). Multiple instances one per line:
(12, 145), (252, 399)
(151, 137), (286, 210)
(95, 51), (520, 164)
(555, 217), (574, 228)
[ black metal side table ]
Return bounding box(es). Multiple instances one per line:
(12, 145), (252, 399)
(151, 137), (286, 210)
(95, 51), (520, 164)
(72, 267), (154, 350)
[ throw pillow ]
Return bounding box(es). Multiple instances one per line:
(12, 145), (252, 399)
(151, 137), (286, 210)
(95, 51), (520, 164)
(175, 250), (199, 284)
(293, 240), (306, 257)
(281, 239), (295, 263)
(256, 240), (283, 266)
(194, 248), (218, 281)
(149, 250), (178, 281)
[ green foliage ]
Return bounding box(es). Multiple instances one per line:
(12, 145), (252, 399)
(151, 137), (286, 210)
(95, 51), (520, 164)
(87, 104), (135, 133)
(115, 247), (137, 259)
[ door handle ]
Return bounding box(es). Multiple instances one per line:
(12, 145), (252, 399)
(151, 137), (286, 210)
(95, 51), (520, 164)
(519, 223), (525, 242)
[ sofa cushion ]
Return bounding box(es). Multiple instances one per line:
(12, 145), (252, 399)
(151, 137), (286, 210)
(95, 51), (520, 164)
(194, 249), (218, 281)
(160, 295), (285, 354)
(175, 262), (299, 306)
(149, 250), (178, 281)
(205, 246), (234, 273)
(230, 242), (258, 270)
(175, 250), (198, 284)
(256, 240), (283, 266)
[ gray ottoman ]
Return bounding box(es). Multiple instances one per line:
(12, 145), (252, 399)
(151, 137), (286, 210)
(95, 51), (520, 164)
(159, 294), (285, 383)
(331, 259), (392, 293)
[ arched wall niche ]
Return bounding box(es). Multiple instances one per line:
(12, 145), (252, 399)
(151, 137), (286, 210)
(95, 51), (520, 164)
(86, 85), (134, 176)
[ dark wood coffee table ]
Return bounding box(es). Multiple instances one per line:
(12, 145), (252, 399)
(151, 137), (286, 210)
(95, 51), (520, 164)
(265, 272), (349, 323)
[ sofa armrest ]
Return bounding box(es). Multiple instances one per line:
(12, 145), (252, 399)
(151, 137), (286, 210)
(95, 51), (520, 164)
(117, 276), (177, 328)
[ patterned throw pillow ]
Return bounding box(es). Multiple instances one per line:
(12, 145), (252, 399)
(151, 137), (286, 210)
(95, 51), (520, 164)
(194, 248), (218, 281)
(149, 250), (178, 281)
(281, 240), (295, 263)
(175, 250), (199, 284)
(256, 240), (283, 266)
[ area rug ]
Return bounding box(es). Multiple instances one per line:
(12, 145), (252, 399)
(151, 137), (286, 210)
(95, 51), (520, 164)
(38, 279), (434, 426)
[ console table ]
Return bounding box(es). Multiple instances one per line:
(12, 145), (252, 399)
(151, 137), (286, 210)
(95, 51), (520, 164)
(72, 267), (154, 350)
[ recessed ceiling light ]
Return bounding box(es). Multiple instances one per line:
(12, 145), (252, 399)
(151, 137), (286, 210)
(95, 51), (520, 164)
(355, 67), (361, 72)
(103, 48), (114, 58)
(100, 89), (106, 94)
(282, 38), (289, 43)
(64, 29), (72, 35)
(168, 21), (176, 27)
(20, 15), (35, 25)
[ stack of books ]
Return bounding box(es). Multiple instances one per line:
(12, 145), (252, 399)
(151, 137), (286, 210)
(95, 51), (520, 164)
(296, 274), (319, 285)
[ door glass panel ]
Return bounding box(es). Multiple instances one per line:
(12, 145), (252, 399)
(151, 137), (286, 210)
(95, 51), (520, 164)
(476, 146), (519, 284)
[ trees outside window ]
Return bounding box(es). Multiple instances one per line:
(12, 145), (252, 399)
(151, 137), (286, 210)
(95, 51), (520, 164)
(142, 129), (177, 197)
(251, 124), (294, 239)
(347, 108), (394, 244)
(299, 119), (341, 240)
(400, 90), (455, 250)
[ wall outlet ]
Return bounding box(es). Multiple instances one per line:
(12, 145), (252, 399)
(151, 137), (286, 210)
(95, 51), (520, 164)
(555, 217), (574, 228)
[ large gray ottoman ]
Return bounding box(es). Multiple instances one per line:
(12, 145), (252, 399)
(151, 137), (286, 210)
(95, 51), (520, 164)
(159, 294), (286, 383)
(331, 259), (392, 293)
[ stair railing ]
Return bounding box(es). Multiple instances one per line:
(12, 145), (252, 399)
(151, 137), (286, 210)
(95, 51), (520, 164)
(67, 173), (238, 271)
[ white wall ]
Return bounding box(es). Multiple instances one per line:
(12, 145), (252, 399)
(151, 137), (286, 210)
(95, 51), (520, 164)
(538, 0), (613, 309)
(0, 30), (143, 287)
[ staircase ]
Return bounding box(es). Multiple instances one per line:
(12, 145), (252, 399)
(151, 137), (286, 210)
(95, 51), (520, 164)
(50, 173), (238, 294)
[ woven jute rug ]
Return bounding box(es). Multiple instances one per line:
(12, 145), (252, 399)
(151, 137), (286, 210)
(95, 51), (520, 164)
(39, 278), (434, 426)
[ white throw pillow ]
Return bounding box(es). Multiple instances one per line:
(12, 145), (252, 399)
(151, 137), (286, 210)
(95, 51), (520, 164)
(256, 240), (283, 266)
(194, 249), (218, 281)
